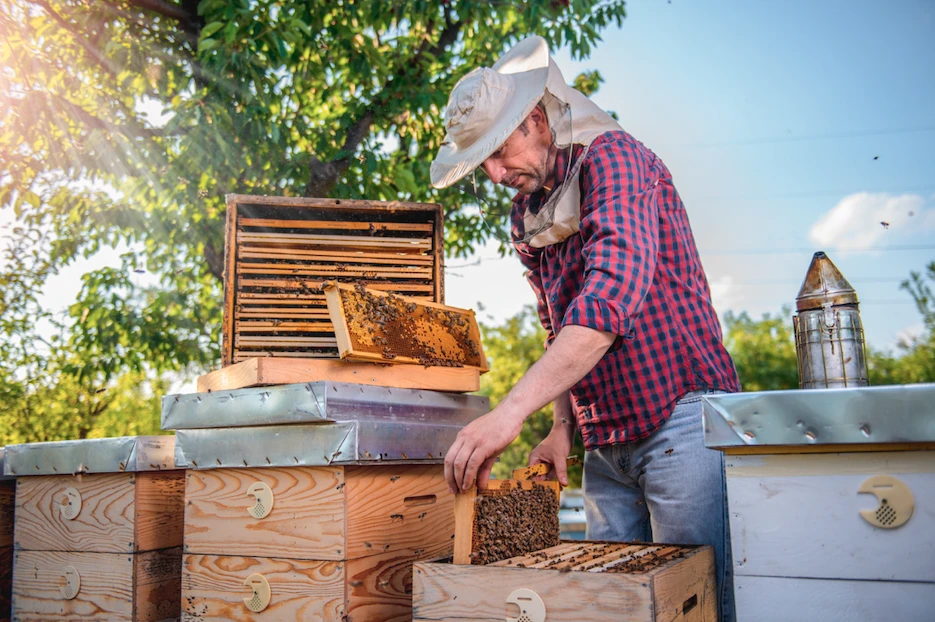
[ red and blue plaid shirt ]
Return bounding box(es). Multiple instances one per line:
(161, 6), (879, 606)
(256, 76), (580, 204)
(511, 130), (740, 451)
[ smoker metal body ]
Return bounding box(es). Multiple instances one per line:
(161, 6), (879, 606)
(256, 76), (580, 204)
(704, 385), (935, 621)
(792, 251), (869, 389)
(162, 381), (489, 469)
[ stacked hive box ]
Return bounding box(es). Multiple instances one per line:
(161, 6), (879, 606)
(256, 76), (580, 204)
(4, 436), (183, 621)
(413, 541), (716, 621)
(163, 381), (488, 621)
(1, 449), (14, 621)
(704, 385), (935, 621)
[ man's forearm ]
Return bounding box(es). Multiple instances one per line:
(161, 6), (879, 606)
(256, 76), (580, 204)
(497, 324), (615, 424)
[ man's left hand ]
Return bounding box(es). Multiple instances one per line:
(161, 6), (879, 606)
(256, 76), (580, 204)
(444, 406), (525, 494)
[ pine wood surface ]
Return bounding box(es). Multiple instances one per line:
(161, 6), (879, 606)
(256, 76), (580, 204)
(12, 549), (134, 621)
(0, 546), (11, 622)
(195, 357), (480, 393)
(452, 480), (561, 565)
(0, 481), (14, 548)
(132, 472), (185, 554)
(181, 554), (345, 622)
(15, 474), (136, 553)
(345, 541), (452, 622)
(183, 467), (346, 560)
(343, 465), (454, 560)
(413, 563), (653, 621)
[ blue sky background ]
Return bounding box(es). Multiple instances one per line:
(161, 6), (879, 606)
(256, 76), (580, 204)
(447, 0), (935, 351)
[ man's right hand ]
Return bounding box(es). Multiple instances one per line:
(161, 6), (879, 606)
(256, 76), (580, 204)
(528, 423), (575, 487)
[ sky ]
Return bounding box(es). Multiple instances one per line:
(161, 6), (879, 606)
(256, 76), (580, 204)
(445, 0), (935, 351)
(12, 0), (935, 366)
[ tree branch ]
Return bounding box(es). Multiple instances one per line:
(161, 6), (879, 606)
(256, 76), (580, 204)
(303, 13), (462, 197)
(47, 92), (175, 139)
(125, 0), (192, 22)
(33, 0), (117, 77)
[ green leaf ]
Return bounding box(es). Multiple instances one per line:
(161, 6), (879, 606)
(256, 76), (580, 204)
(200, 21), (226, 39)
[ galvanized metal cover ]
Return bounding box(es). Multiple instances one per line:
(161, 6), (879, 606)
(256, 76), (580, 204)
(3, 436), (176, 476)
(0, 447), (11, 480)
(161, 381), (489, 430)
(704, 384), (935, 448)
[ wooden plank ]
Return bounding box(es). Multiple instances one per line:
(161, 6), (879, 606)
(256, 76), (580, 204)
(412, 563), (652, 621)
(324, 282), (488, 371)
(233, 351), (340, 361)
(236, 262), (432, 279)
(181, 554), (345, 622)
(344, 465), (454, 560)
(235, 321), (336, 332)
(238, 277), (434, 292)
(12, 549), (134, 620)
(196, 357), (481, 393)
(650, 546), (716, 622)
(0, 546), (11, 622)
(225, 194), (442, 213)
(239, 247), (434, 266)
(14, 473), (136, 553)
(725, 458), (935, 582)
(734, 575), (935, 622)
(239, 217), (433, 232)
(237, 231), (433, 251)
(133, 471), (184, 553)
(345, 541), (452, 622)
(183, 467), (346, 561)
(235, 309), (332, 319)
(234, 335), (338, 347)
(133, 547), (182, 622)
(432, 204), (444, 303)
(223, 194), (240, 366)
(0, 480), (14, 548)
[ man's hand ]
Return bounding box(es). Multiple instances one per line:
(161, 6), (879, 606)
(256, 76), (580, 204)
(444, 406), (525, 494)
(528, 421), (575, 487)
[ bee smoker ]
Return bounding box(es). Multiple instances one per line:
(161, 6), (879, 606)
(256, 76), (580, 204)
(792, 252), (870, 389)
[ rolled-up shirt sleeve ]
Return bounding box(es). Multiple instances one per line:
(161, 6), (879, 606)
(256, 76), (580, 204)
(562, 138), (660, 336)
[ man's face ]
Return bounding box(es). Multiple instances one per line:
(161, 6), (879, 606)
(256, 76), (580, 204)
(480, 111), (553, 195)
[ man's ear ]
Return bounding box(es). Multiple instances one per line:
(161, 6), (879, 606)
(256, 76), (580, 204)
(529, 104), (550, 137)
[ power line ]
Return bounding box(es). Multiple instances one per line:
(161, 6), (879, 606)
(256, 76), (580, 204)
(701, 244), (935, 256)
(690, 183), (935, 203)
(669, 126), (935, 149)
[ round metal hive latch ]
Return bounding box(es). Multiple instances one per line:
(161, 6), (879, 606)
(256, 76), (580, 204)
(61, 566), (81, 600)
(505, 588), (546, 622)
(243, 573), (271, 612)
(246, 482), (274, 519)
(59, 487), (82, 521)
(859, 475), (914, 529)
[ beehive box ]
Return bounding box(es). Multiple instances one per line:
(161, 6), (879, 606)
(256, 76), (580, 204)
(4, 437), (183, 621)
(164, 382), (489, 621)
(222, 195), (445, 366)
(1, 449), (15, 622)
(704, 385), (935, 621)
(413, 541), (716, 621)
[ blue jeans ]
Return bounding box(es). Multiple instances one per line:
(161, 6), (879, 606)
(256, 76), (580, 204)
(582, 391), (734, 622)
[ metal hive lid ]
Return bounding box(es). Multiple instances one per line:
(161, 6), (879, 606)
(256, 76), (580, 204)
(795, 251), (858, 311)
(3, 436), (176, 476)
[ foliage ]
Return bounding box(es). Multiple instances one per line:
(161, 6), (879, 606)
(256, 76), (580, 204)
(479, 306), (584, 488)
(722, 308), (799, 391)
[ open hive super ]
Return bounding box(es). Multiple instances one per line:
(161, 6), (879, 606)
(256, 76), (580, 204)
(414, 541), (717, 622)
(223, 195), (445, 365)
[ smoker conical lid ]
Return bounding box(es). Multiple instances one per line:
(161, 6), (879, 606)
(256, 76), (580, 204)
(796, 252), (858, 311)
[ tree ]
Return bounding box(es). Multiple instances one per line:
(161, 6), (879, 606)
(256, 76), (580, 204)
(0, 0), (626, 441)
(479, 306), (585, 487)
(721, 308), (799, 391)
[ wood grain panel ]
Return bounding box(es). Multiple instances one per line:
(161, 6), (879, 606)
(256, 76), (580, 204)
(0, 546), (11, 622)
(181, 554), (344, 622)
(412, 563), (651, 621)
(12, 549), (133, 621)
(183, 467), (346, 560)
(15, 474), (136, 553)
(196, 357), (480, 393)
(650, 547), (717, 622)
(133, 547), (182, 622)
(345, 541), (452, 622)
(0, 481), (14, 548)
(133, 472), (184, 553)
(344, 465), (454, 560)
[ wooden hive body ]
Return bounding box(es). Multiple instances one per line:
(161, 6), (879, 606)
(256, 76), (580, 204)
(414, 541), (717, 622)
(181, 463), (455, 622)
(11, 471), (185, 621)
(1, 476), (14, 621)
(222, 195), (445, 366)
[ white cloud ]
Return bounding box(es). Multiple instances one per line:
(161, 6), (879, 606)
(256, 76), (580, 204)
(809, 192), (933, 251)
(709, 274), (742, 313)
